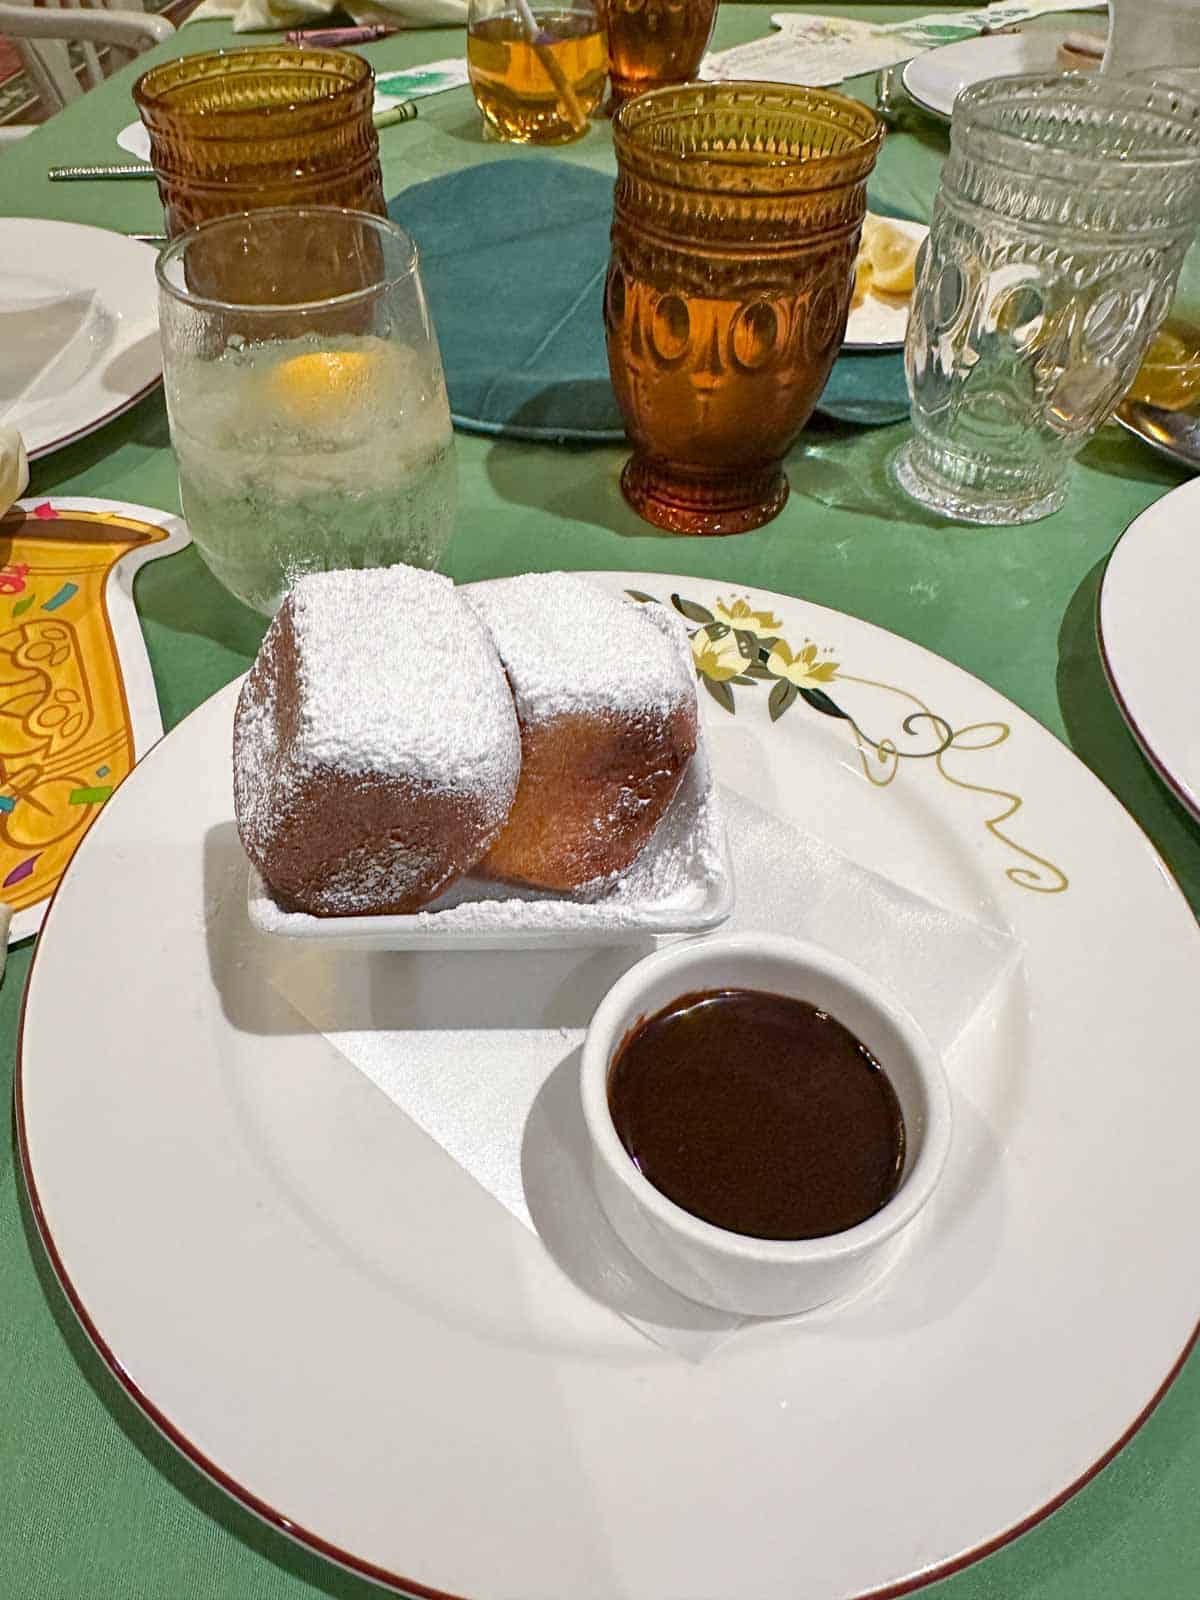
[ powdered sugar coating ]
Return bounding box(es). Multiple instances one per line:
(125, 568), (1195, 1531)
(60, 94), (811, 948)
(464, 572), (695, 725)
(291, 566), (518, 788)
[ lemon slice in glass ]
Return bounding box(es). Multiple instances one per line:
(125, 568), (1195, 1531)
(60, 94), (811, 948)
(263, 348), (380, 426)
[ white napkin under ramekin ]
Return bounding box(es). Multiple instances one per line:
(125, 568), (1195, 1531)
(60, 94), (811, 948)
(267, 789), (1018, 1358)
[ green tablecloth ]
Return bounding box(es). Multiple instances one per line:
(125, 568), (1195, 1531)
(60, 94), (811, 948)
(2, 7), (1198, 1597)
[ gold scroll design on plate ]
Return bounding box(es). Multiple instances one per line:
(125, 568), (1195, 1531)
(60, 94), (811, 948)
(627, 587), (1070, 896)
(0, 507), (170, 914)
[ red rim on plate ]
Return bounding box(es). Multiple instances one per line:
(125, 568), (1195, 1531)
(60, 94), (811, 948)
(25, 375), (163, 461)
(13, 663), (1200, 1599)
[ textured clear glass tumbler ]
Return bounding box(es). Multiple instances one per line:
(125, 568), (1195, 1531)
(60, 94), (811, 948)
(893, 73), (1200, 525)
(158, 208), (456, 616)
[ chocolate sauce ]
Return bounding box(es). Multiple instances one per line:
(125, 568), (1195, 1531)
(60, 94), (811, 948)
(607, 988), (905, 1240)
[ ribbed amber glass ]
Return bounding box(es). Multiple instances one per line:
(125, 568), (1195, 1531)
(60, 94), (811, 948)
(605, 82), (883, 535)
(133, 48), (385, 239)
(606, 0), (717, 108)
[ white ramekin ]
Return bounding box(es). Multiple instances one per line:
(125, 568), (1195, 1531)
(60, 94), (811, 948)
(579, 933), (953, 1317)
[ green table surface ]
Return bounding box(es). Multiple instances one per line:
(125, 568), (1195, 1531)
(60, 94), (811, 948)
(3, 7), (1199, 1598)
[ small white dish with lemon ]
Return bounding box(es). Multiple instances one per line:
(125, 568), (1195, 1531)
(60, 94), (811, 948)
(843, 214), (929, 351)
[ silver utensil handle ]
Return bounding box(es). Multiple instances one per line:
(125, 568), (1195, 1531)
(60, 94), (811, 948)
(48, 164), (155, 181)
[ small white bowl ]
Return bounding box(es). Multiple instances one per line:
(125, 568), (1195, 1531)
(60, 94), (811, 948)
(579, 933), (952, 1317)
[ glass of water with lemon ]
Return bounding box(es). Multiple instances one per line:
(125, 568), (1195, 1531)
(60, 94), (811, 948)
(157, 208), (456, 616)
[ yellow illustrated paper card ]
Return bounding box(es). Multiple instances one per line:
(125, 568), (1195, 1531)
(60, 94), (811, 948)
(0, 497), (189, 944)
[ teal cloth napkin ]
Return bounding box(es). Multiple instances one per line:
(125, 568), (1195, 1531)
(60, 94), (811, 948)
(389, 161), (910, 442)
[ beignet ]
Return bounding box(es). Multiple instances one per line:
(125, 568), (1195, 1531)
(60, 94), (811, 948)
(465, 574), (697, 891)
(234, 566), (521, 915)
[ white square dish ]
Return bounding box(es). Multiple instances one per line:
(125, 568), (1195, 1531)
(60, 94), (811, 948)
(246, 722), (734, 950)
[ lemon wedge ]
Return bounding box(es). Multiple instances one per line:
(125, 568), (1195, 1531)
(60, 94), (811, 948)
(1126, 324), (1200, 411)
(851, 258), (874, 311)
(866, 220), (920, 295)
(263, 349), (379, 426)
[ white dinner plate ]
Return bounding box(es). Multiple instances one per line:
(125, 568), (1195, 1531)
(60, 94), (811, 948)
(843, 217), (928, 351)
(18, 572), (1200, 1600)
(0, 219), (160, 459)
(902, 32), (1064, 121)
(1099, 477), (1200, 820)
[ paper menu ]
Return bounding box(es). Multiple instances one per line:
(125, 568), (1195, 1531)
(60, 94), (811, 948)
(702, 1), (1105, 89)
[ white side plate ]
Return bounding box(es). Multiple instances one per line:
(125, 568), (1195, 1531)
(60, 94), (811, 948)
(1099, 476), (1200, 819)
(902, 32), (1064, 121)
(843, 218), (928, 351)
(0, 220), (161, 459)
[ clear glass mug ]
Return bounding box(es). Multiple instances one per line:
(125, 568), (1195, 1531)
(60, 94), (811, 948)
(466, 0), (608, 144)
(895, 73), (1200, 525)
(157, 208), (456, 616)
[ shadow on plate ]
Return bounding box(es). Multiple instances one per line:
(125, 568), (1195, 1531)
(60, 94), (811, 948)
(1056, 555), (1200, 914)
(102, 331), (162, 399)
(363, 940), (652, 1031)
(204, 820), (334, 1039)
(206, 818), (658, 1037)
(521, 1049), (747, 1345)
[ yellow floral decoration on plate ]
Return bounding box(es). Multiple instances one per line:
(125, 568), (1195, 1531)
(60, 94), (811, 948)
(628, 586), (1069, 896)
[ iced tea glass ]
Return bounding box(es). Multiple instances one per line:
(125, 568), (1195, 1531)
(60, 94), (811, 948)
(607, 0), (718, 109)
(133, 48), (385, 239)
(605, 82), (883, 535)
(467, 0), (607, 144)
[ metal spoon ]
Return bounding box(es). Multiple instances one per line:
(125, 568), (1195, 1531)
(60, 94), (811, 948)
(1114, 398), (1200, 474)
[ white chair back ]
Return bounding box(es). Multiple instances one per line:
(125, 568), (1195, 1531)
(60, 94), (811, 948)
(0, 0), (171, 118)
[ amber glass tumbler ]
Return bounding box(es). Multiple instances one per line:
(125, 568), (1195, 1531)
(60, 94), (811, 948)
(605, 82), (883, 534)
(606, 0), (718, 108)
(133, 48), (385, 239)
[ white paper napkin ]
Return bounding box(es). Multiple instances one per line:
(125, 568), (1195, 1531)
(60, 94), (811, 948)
(703, 1), (1104, 89)
(267, 789), (1018, 1358)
